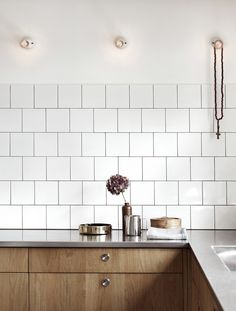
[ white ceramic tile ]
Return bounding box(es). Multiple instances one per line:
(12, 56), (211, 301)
(130, 85), (153, 108)
(226, 84), (236, 108)
(131, 181), (154, 205)
(142, 109), (165, 132)
(227, 182), (236, 204)
(83, 182), (106, 205)
(203, 182), (226, 205)
(59, 182), (82, 204)
(47, 206), (70, 229)
(107, 187), (131, 205)
(0, 133), (9, 155)
(143, 157), (166, 180)
(119, 157), (142, 180)
(47, 109), (69, 132)
(118, 109), (141, 132)
(191, 206), (214, 229)
(11, 133), (33, 156)
(82, 133), (105, 156)
(35, 133), (57, 156)
(179, 182), (202, 205)
(0, 157), (22, 180)
(11, 84), (34, 108)
(95, 205), (118, 229)
(106, 133), (129, 156)
(71, 157), (94, 180)
(155, 182), (178, 205)
(106, 85), (129, 108)
(216, 109), (236, 132)
(226, 133), (236, 156)
(35, 85), (57, 108)
(118, 205), (142, 229)
(23, 109), (45, 132)
(35, 182), (58, 204)
(95, 157), (118, 180)
(59, 84), (81, 108)
(0, 182), (10, 204)
(166, 206), (190, 229)
(70, 109), (93, 132)
(142, 206), (166, 228)
(0, 109), (21, 132)
(23, 206), (46, 229)
(58, 133), (81, 156)
(71, 206), (94, 229)
(215, 158), (236, 180)
(23, 157), (46, 180)
(154, 85), (177, 108)
(130, 133), (153, 156)
(47, 157), (70, 180)
(190, 109), (214, 132)
(215, 206), (236, 229)
(0, 206), (22, 229)
(166, 109), (189, 132)
(0, 85), (10, 107)
(167, 158), (190, 180)
(191, 157), (214, 181)
(202, 84), (214, 108)
(154, 133), (177, 156)
(178, 133), (201, 156)
(82, 85), (105, 108)
(178, 84), (201, 108)
(94, 109), (117, 132)
(202, 133), (225, 156)
(12, 181), (34, 204)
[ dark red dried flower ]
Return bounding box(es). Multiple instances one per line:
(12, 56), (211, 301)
(106, 174), (129, 199)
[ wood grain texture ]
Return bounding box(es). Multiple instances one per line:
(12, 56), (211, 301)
(0, 273), (28, 311)
(29, 248), (183, 273)
(0, 248), (28, 272)
(190, 254), (223, 311)
(30, 273), (183, 311)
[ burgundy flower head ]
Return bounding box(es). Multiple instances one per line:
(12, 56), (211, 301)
(106, 174), (129, 196)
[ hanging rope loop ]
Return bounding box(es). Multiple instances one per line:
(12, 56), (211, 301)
(212, 40), (224, 139)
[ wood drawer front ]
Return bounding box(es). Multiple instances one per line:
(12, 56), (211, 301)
(29, 248), (183, 273)
(30, 273), (183, 311)
(0, 273), (28, 311)
(0, 248), (28, 272)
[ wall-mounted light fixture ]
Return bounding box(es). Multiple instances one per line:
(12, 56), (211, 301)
(20, 37), (35, 49)
(115, 37), (128, 49)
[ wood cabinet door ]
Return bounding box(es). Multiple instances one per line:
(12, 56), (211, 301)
(30, 273), (183, 311)
(0, 273), (28, 311)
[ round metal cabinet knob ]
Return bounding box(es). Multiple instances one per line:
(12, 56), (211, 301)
(101, 278), (111, 287)
(101, 253), (110, 262)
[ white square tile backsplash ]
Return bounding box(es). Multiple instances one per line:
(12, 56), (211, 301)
(0, 83), (235, 229)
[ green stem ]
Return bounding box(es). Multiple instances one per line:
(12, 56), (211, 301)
(121, 192), (126, 204)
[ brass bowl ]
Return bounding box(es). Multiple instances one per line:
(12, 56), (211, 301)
(79, 223), (112, 235)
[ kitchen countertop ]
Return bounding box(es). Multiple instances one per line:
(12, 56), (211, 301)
(188, 230), (236, 311)
(0, 229), (235, 310)
(0, 229), (188, 248)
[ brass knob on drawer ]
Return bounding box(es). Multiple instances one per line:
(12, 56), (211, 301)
(101, 253), (110, 262)
(101, 278), (111, 287)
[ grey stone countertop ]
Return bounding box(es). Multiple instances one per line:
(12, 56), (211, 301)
(0, 229), (188, 248)
(188, 230), (236, 311)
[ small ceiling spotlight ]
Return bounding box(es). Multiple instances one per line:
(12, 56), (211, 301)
(20, 37), (35, 49)
(115, 37), (128, 49)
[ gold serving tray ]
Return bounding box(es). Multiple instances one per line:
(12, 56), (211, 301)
(79, 223), (112, 235)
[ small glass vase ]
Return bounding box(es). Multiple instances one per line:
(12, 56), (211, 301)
(122, 202), (132, 235)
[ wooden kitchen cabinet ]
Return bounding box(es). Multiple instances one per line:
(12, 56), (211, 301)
(30, 273), (183, 311)
(29, 248), (185, 311)
(190, 253), (222, 311)
(0, 248), (29, 311)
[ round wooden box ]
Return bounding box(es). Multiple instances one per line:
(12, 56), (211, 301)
(150, 217), (181, 229)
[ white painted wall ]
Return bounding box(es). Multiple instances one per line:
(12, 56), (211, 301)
(0, 0), (236, 83)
